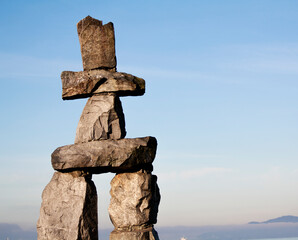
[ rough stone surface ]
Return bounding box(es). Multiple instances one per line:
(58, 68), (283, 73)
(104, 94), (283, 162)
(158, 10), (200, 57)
(77, 16), (116, 71)
(110, 228), (160, 240)
(52, 136), (157, 173)
(75, 93), (126, 143)
(37, 171), (98, 240)
(61, 70), (145, 100)
(108, 171), (160, 230)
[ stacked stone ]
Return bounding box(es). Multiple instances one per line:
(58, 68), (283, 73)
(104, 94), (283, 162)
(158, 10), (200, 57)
(37, 16), (160, 240)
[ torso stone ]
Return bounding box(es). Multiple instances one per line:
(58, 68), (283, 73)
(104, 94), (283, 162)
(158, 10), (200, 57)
(75, 93), (126, 143)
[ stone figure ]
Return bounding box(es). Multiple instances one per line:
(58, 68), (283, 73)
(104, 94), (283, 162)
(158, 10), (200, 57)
(37, 16), (160, 240)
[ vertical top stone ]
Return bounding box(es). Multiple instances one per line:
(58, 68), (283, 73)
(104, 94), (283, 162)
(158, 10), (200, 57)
(77, 16), (116, 71)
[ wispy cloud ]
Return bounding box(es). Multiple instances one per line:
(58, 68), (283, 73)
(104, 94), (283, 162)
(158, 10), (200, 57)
(180, 167), (233, 179)
(118, 64), (216, 82)
(218, 44), (298, 75)
(120, 43), (298, 84)
(259, 166), (283, 185)
(157, 152), (230, 161)
(0, 53), (81, 80)
(157, 167), (233, 181)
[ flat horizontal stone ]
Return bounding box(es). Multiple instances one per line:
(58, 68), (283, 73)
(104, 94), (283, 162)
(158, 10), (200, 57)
(61, 70), (145, 100)
(51, 137), (157, 173)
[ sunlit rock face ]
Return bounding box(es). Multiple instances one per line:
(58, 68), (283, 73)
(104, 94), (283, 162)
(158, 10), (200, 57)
(77, 16), (116, 71)
(61, 70), (145, 100)
(75, 93), (126, 143)
(51, 136), (157, 173)
(109, 171), (160, 230)
(37, 171), (98, 240)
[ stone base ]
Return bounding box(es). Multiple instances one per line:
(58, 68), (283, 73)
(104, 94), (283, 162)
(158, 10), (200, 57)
(110, 228), (159, 240)
(37, 171), (98, 240)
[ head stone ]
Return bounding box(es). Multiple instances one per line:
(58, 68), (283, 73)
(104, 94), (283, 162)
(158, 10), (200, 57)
(77, 16), (116, 71)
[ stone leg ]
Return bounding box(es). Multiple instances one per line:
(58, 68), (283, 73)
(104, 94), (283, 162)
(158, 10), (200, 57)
(75, 93), (126, 144)
(108, 171), (160, 239)
(37, 171), (98, 240)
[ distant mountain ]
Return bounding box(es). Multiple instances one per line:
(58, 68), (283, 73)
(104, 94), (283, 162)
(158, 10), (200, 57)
(157, 223), (298, 240)
(0, 223), (37, 240)
(3, 222), (298, 240)
(249, 215), (298, 224)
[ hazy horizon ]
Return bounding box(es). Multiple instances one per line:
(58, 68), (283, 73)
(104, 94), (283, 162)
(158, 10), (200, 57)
(3, 222), (298, 240)
(1, 0), (298, 230)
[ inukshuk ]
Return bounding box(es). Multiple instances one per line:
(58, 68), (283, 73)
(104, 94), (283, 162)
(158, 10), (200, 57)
(37, 16), (160, 240)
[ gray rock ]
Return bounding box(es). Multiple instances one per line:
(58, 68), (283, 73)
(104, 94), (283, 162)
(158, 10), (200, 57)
(108, 171), (160, 230)
(37, 171), (98, 240)
(52, 137), (157, 173)
(77, 16), (116, 71)
(110, 228), (160, 240)
(61, 69), (145, 100)
(75, 93), (126, 143)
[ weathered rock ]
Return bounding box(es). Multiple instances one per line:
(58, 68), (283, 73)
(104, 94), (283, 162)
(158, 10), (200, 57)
(110, 228), (160, 240)
(108, 171), (160, 230)
(61, 70), (145, 100)
(52, 136), (157, 173)
(75, 93), (126, 143)
(37, 171), (98, 240)
(77, 16), (116, 71)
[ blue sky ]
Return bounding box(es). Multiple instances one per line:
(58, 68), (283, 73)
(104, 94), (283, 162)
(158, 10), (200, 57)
(1, 0), (298, 231)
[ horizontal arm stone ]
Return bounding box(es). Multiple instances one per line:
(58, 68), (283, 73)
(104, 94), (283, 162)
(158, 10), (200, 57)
(51, 136), (157, 173)
(61, 70), (145, 99)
